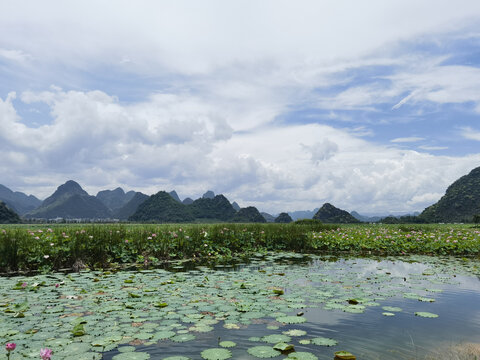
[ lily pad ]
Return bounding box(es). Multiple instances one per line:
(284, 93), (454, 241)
(261, 334), (292, 344)
(247, 345), (282, 358)
(283, 329), (307, 337)
(200, 348), (232, 360)
(414, 312), (439, 318)
(112, 352), (151, 360)
(275, 316), (306, 324)
(219, 341), (236, 348)
(311, 337), (338, 346)
(288, 352), (318, 360)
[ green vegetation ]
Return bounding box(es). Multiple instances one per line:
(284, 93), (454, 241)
(419, 166), (480, 223)
(0, 223), (479, 273)
(231, 206), (266, 223)
(129, 191), (265, 223)
(274, 212), (293, 223)
(0, 202), (21, 224)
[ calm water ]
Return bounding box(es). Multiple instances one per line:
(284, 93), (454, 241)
(102, 255), (480, 360)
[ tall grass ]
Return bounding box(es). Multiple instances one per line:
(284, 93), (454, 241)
(0, 223), (478, 273)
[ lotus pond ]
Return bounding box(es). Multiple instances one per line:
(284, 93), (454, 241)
(1, 253), (479, 359)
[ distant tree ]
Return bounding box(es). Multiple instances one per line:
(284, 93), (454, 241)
(473, 214), (480, 225)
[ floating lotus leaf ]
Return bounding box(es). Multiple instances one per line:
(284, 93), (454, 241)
(200, 348), (232, 360)
(288, 352), (318, 360)
(415, 312), (439, 318)
(247, 345), (281, 358)
(58, 342), (91, 355)
(112, 352), (151, 360)
(382, 312), (395, 316)
(261, 334), (291, 344)
(219, 341), (236, 348)
(273, 342), (294, 351)
(334, 351), (356, 360)
(223, 323), (240, 329)
(311, 337), (338, 346)
(283, 329), (307, 337)
(275, 316), (306, 324)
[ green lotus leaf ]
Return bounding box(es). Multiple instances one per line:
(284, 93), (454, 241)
(219, 341), (236, 348)
(414, 312), (439, 318)
(273, 342), (294, 351)
(311, 337), (338, 346)
(275, 316), (306, 324)
(200, 348), (232, 360)
(112, 352), (151, 360)
(247, 345), (281, 358)
(155, 330), (176, 339)
(261, 334), (291, 344)
(288, 352), (319, 360)
(382, 312), (395, 316)
(334, 351), (356, 360)
(283, 329), (307, 337)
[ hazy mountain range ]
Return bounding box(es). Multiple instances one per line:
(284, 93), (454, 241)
(2, 165), (480, 223)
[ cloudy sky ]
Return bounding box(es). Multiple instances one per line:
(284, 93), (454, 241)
(1, 0), (480, 215)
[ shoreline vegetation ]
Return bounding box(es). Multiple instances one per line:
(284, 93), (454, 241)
(0, 222), (479, 274)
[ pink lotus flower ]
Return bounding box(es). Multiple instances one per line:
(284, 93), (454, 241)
(40, 348), (52, 360)
(5, 343), (16, 351)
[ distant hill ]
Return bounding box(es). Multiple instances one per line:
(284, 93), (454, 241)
(114, 192), (149, 220)
(232, 207), (266, 223)
(96, 187), (136, 211)
(202, 190), (215, 199)
(0, 201), (21, 223)
(288, 208), (319, 221)
(190, 195), (237, 221)
(26, 180), (112, 219)
(350, 211), (382, 223)
(232, 201), (241, 211)
(275, 212), (293, 223)
(168, 190), (182, 203)
(313, 203), (361, 223)
(129, 191), (195, 222)
(0, 184), (42, 215)
(129, 191), (266, 223)
(261, 212), (276, 222)
(419, 166), (480, 223)
(182, 197), (194, 205)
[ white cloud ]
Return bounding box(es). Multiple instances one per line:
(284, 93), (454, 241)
(2, 2), (480, 214)
(460, 127), (480, 141)
(0, 48), (31, 62)
(418, 145), (449, 151)
(391, 137), (425, 143)
(2, 89), (480, 213)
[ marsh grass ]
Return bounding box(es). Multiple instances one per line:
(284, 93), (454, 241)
(0, 223), (478, 272)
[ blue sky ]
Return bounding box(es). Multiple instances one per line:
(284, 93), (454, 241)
(1, 0), (480, 215)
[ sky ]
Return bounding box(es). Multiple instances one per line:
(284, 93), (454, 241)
(1, 0), (480, 215)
